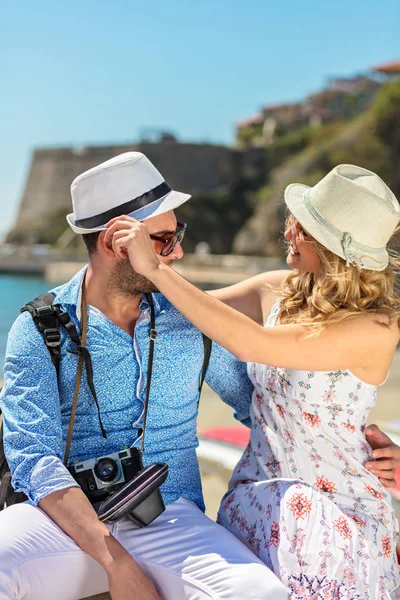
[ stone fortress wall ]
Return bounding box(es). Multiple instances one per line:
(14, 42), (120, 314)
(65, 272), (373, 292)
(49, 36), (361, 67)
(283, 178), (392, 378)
(10, 140), (253, 239)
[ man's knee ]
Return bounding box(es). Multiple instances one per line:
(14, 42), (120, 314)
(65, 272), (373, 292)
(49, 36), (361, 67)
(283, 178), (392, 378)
(0, 503), (76, 591)
(0, 507), (25, 571)
(0, 505), (38, 597)
(0, 541), (22, 599)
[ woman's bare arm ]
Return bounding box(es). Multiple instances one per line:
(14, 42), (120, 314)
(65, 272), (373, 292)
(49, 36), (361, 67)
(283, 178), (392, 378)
(153, 263), (396, 371)
(206, 270), (290, 323)
(104, 217), (399, 375)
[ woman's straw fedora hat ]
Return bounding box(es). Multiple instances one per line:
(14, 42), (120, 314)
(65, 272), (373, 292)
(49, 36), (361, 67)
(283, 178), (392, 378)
(67, 152), (191, 234)
(284, 164), (400, 271)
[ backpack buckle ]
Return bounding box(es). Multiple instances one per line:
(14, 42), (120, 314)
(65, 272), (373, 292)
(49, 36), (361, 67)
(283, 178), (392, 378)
(43, 328), (61, 348)
(36, 306), (56, 319)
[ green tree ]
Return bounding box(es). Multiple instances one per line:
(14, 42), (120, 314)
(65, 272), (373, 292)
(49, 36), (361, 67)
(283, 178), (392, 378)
(370, 80), (400, 154)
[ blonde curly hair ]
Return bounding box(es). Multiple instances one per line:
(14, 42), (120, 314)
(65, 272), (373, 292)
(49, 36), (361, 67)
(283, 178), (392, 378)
(278, 216), (400, 332)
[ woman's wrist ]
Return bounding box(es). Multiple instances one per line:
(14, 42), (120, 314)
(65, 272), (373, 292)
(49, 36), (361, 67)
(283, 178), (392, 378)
(148, 261), (169, 285)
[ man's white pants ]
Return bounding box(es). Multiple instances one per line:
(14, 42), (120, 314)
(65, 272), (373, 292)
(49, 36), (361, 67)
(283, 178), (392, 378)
(0, 498), (288, 600)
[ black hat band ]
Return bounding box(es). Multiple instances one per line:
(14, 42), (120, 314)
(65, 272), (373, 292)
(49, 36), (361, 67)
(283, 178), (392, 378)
(75, 181), (172, 229)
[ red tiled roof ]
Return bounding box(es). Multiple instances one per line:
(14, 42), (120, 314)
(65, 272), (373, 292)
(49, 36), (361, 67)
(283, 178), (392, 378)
(236, 114), (263, 128)
(372, 60), (400, 74)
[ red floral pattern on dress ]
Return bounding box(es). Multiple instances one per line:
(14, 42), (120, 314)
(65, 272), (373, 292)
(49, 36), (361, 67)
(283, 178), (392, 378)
(287, 492), (313, 519)
(303, 412), (321, 427)
(333, 517), (353, 540)
(346, 513), (367, 529)
(222, 491), (236, 512)
(255, 393), (264, 406)
(283, 429), (296, 445)
(382, 535), (392, 558)
(269, 521), (280, 547)
(316, 475), (337, 494)
(364, 483), (385, 500)
(341, 421), (356, 433)
(276, 403), (286, 418)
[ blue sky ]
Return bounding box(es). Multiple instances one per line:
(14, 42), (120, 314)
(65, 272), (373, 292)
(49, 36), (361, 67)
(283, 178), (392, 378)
(1, 0), (399, 236)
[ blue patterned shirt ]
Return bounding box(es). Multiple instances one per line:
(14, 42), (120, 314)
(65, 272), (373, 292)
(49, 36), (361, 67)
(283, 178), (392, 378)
(0, 268), (252, 510)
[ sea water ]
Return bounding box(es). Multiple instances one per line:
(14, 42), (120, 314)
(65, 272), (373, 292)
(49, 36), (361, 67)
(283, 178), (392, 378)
(0, 275), (49, 372)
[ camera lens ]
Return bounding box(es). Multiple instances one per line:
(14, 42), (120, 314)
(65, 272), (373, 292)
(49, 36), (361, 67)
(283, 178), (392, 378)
(94, 458), (119, 483)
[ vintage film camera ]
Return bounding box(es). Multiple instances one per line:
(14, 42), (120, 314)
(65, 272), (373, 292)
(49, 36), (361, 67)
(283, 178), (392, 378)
(68, 446), (168, 527)
(68, 446), (141, 503)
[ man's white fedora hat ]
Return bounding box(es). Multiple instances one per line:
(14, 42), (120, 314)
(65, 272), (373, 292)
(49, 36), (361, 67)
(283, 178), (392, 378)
(284, 164), (400, 271)
(67, 152), (191, 234)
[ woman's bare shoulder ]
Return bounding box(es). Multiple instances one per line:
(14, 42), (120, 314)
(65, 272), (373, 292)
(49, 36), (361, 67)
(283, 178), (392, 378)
(207, 269), (291, 324)
(259, 269), (291, 294)
(338, 312), (400, 383)
(351, 311), (400, 335)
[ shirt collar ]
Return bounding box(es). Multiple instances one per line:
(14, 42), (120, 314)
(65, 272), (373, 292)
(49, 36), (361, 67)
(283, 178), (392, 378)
(139, 291), (161, 314)
(51, 266), (87, 318)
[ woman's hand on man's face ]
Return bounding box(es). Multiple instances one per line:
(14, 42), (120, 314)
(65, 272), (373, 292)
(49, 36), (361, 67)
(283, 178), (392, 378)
(104, 215), (160, 276)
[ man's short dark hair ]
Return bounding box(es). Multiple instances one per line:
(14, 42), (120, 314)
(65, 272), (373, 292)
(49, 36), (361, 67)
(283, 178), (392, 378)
(82, 232), (101, 255)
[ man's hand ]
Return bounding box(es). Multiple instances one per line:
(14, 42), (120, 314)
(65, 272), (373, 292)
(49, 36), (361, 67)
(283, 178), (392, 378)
(364, 424), (400, 488)
(107, 556), (162, 600)
(39, 487), (162, 599)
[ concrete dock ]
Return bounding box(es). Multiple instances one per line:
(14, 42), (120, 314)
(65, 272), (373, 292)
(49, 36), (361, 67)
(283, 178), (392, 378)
(0, 253), (286, 286)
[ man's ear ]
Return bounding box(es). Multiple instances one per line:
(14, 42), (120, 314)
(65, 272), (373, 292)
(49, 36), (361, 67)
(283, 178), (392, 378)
(97, 230), (116, 258)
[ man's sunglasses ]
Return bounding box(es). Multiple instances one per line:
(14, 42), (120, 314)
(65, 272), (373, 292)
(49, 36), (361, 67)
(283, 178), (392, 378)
(149, 222), (187, 257)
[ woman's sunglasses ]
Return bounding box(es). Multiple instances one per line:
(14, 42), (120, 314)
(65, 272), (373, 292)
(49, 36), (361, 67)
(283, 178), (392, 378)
(149, 222), (187, 257)
(289, 215), (311, 249)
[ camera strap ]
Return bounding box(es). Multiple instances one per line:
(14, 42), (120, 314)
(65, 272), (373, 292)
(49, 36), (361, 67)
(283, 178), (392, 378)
(139, 295), (211, 451)
(63, 282), (89, 465)
(63, 281), (107, 465)
(141, 293), (157, 452)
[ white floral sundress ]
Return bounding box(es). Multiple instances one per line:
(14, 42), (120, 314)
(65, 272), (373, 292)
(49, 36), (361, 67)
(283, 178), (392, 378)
(218, 300), (400, 599)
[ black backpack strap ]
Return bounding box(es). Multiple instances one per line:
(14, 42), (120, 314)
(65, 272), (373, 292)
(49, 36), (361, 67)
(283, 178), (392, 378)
(21, 293), (83, 374)
(21, 294), (105, 438)
(198, 334), (212, 406)
(21, 293), (61, 373)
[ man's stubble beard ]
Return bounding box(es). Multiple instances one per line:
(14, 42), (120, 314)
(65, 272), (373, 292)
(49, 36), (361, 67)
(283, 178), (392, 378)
(107, 258), (160, 297)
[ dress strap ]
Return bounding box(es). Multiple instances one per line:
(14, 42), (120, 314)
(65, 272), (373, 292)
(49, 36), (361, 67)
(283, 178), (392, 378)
(265, 298), (281, 327)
